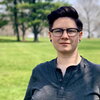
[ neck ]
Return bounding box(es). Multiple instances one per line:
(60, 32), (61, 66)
(57, 49), (81, 68)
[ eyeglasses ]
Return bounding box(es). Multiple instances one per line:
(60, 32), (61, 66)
(50, 28), (80, 37)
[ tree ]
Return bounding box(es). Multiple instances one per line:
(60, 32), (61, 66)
(1, 0), (29, 41)
(18, 0), (30, 41)
(13, 0), (20, 41)
(75, 0), (100, 38)
(0, 14), (8, 28)
(19, 1), (70, 42)
(0, 1), (8, 28)
(0, 0), (70, 41)
(0, 0), (21, 41)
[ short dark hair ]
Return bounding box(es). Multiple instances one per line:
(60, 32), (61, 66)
(47, 6), (83, 31)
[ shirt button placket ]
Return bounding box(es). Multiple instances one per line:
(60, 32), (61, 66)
(57, 86), (65, 98)
(59, 78), (63, 82)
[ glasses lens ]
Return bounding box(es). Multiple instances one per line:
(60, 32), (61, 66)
(67, 28), (79, 36)
(52, 29), (63, 36)
(51, 28), (79, 37)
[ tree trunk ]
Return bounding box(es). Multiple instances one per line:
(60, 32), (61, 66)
(22, 24), (26, 41)
(21, 11), (26, 41)
(86, 10), (91, 39)
(30, 0), (35, 3)
(32, 25), (39, 42)
(87, 19), (91, 38)
(33, 33), (38, 42)
(31, 0), (38, 42)
(13, 0), (20, 41)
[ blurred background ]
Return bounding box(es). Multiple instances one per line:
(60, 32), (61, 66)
(0, 0), (100, 100)
(0, 0), (100, 42)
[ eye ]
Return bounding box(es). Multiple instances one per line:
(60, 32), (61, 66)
(68, 29), (77, 33)
(53, 29), (62, 33)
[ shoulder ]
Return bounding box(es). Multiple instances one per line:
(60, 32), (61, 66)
(83, 57), (100, 69)
(82, 57), (100, 87)
(82, 57), (100, 75)
(30, 58), (56, 83)
(32, 58), (56, 74)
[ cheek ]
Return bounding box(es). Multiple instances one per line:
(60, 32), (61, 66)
(52, 38), (59, 49)
(51, 36), (59, 43)
(71, 37), (79, 46)
(52, 39), (58, 46)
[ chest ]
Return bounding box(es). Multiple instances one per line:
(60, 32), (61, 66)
(31, 82), (99, 100)
(31, 67), (100, 100)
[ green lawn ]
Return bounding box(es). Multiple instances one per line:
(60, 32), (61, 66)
(0, 36), (100, 100)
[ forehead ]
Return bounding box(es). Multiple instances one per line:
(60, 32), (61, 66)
(52, 17), (77, 29)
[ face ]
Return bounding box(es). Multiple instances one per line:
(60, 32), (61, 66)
(49, 17), (83, 54)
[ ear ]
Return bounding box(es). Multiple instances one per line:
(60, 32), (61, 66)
(79, 31), (83, 41)
(48, 31), (52, 40)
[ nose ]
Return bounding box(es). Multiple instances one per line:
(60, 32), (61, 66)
(61, 30), (69, 39)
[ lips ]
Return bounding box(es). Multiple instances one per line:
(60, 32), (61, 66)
(59, 42), (70, 44)
(59, 42), (70, 47)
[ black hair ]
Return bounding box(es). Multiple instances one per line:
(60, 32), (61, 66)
(47, 6), (83, 31)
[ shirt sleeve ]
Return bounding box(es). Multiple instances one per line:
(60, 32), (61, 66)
(24, 69), (37, 100)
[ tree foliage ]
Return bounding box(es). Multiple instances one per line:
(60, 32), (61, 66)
(75, 0), (100, 38)
(17, 1), (69, 41)
(0, 1), (9, 28)
(0, 14), (8, 28)
(0, 0), (70, 41)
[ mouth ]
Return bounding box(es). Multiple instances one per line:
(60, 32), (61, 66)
(60, 42), (70, 44)
(59, 42), (71, 46)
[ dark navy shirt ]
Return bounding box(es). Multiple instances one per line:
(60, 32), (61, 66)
(24, 57), (100, 100)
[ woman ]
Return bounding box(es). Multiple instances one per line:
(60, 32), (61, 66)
(24, 6), (100, 100)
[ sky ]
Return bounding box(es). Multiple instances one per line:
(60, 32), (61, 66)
(0, 0), (6, 13)
(67, 0), (76, 4)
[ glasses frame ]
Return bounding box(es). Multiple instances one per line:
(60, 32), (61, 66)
(50, 28), (80, 37)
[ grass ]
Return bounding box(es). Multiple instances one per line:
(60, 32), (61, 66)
(0, 36), (100, 100)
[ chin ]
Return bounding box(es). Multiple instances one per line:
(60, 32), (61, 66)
(58, 49), (73, 54)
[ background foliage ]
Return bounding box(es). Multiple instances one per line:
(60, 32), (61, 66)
(0, 0), (69, 41)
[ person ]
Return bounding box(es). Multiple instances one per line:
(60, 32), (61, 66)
(24, 6), (100, 100)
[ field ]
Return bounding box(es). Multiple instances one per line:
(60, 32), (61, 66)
(0, 36), (100, 100)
